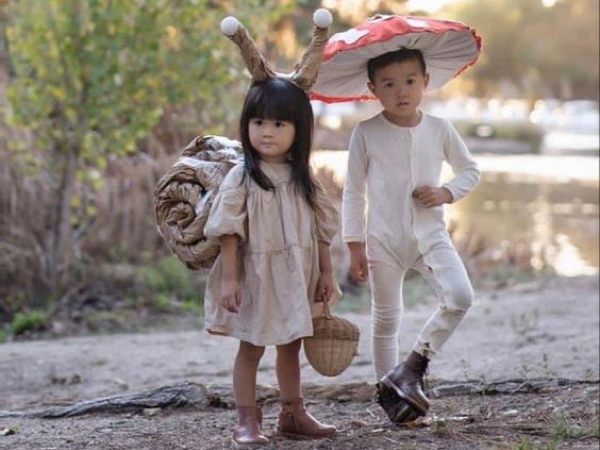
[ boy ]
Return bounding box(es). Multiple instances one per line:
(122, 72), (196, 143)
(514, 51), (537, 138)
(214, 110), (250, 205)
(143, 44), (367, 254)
(342, 48), (481, 417)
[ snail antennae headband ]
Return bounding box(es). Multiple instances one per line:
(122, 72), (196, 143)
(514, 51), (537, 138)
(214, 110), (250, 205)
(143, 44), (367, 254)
(220, 8), (333, 92)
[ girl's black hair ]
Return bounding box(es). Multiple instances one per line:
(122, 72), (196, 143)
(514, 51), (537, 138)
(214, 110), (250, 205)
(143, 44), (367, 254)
(240, 77), (317, 208)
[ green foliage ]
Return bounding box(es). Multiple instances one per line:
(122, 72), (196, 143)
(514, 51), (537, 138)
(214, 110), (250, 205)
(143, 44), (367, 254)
(443, 0), (599, 99)
(136, 256), (203, 304)
(6, 0), (234, 162)
(2, 0), (293, 300)
(11, 310), (47, 335)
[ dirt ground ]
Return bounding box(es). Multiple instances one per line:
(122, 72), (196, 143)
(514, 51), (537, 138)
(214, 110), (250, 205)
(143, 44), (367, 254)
(0, 275), (598, 450)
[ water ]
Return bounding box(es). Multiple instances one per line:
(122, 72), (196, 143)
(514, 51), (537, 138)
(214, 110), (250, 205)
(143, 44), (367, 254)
(312, 151), (600, 276)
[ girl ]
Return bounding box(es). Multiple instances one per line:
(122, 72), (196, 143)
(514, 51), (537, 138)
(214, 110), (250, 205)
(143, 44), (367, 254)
(203, 77), (339, 447)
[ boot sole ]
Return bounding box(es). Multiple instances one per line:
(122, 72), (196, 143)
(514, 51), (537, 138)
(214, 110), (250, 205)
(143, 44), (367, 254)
(277, 430), (337, 441)
(380, 375), (430, 415)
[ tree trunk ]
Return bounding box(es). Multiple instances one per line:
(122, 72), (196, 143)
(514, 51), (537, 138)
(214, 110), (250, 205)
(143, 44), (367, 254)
(47, 147), (78, 300)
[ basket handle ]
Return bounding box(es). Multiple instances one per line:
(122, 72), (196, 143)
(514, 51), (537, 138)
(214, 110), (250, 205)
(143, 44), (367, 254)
(322, 296), (332, 319)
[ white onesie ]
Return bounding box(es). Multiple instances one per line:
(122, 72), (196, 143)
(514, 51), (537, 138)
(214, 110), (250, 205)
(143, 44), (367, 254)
(343, 111), (481, 379)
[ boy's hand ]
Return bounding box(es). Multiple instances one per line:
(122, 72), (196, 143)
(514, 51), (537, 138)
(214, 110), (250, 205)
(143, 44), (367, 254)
(315, 273), (335, 303)
(220, 278), (241, 314)
(348, 242), (369, 283)
(412, 186), (453, 208)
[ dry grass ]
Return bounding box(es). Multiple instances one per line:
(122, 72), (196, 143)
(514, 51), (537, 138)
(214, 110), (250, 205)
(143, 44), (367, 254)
(1, 127), (553, 319)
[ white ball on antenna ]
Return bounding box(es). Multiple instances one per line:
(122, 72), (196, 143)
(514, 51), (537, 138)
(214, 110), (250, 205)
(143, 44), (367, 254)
(313, 8), (332, 28)
(220, 16), (240, 36)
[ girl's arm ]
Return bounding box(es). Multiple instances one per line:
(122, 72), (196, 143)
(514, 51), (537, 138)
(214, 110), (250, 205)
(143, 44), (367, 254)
(219, 233), (241, 314)
(315, 241), (335, 302)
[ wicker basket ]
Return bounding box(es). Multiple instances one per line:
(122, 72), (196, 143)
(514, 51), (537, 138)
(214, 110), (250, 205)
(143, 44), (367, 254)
(303, 301), (360, 377)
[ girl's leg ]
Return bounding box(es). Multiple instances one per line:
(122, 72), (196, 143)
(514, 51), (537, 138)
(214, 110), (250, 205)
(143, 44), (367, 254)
(234, 340), (266, 406)
(275, 339), (302, 400)
(276, 339), (336, 439)
(232, 341), (268, 447)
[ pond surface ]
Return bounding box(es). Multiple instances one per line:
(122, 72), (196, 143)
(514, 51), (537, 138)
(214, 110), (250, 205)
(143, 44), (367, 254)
(312, 152), (599, 276)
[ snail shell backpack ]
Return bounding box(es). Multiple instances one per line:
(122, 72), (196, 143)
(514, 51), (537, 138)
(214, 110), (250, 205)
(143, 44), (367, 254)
(155, 8), (334, 270)
(153, 135), (243, 269)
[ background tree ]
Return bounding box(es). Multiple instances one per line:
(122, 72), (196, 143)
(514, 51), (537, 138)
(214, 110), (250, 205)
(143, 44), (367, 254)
(3, 0), (290, 301)
(442, 0), (599, 100)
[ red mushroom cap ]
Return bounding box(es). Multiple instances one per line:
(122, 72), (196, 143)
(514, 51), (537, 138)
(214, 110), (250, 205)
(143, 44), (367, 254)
(311, 15), (482, 103)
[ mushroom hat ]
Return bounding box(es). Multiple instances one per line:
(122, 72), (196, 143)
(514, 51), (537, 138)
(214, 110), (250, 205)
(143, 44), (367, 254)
(311, 14), (482, 103)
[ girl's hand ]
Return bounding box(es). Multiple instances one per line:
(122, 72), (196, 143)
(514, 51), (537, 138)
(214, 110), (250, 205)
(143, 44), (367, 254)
(348, 242), (369, 283)
(412, 186), (453, 208)
(220, 278), (241, 314)
(315, 273), (335, 303)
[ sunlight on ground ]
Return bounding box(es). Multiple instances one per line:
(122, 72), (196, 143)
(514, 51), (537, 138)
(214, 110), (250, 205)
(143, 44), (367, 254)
(551, 234), (598, 276)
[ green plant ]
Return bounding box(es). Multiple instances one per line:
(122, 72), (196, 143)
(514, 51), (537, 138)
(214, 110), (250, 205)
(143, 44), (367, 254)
(154, 293), (172, 312)
(515, 439), (535, 450)
(551, 411), (593, 440)
(11, 310), (47, 335)
(136, 256), (204, 305)
(182, 300), (202, 315)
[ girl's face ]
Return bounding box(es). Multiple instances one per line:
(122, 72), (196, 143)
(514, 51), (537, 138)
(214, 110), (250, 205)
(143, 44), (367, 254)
(368, 59), (429, 126)
(248, 118), (296, 164)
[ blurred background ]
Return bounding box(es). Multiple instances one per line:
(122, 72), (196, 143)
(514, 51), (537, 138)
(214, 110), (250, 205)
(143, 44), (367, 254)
(0, 0), (598, 340)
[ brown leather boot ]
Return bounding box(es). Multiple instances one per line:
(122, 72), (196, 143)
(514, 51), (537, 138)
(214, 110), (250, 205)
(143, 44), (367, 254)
(232, 405), (269, 448)
(278, 398), (337, 440)
(376, 382), (423, 424)
(379, 351), (430, 416)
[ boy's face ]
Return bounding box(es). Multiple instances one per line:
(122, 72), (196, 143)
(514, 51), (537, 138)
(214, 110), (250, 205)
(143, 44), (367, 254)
(368, 59), (429, 124)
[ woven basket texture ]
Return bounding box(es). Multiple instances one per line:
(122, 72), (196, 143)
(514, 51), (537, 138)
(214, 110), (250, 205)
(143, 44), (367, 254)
(304, 312), (360, 377)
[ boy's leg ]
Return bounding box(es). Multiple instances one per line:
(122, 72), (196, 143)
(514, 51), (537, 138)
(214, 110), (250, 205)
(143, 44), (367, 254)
(377, 246), (472, 420)
(413, 246), (474, 357)
(369, 259), (406, 380)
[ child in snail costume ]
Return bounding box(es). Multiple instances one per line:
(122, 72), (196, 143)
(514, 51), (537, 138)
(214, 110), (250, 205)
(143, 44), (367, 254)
(205, 9), (340, 447)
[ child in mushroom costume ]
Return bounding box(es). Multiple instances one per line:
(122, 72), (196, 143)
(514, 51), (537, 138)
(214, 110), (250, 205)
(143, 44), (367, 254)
(312, 15), (483, 423)
(208, 9), (341, 447)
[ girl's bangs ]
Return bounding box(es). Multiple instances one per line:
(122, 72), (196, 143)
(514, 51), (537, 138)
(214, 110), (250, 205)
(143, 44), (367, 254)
(250, 92), (294, 122)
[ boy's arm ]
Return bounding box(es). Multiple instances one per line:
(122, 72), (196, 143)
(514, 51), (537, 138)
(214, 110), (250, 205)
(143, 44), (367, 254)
(441, 120), (481, 202)
(343, 126), (369, 282)
(342, 126), (368, 242)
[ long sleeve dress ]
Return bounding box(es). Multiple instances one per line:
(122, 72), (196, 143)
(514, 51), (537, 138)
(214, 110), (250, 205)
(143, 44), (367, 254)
(203, 160), (339, 346)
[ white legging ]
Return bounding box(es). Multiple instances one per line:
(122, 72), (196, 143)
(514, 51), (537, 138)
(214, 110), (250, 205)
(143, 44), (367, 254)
(368, 242), (474, 380)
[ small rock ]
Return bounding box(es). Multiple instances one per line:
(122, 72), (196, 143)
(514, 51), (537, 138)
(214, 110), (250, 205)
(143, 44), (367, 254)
(143, 408), (161, 417)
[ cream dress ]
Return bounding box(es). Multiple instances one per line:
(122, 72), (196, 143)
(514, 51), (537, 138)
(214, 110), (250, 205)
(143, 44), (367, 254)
(203, 161), (339, 346)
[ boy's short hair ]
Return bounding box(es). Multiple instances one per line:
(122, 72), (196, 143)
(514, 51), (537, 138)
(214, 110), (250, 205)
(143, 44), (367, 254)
(367, 49), (427, 82)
